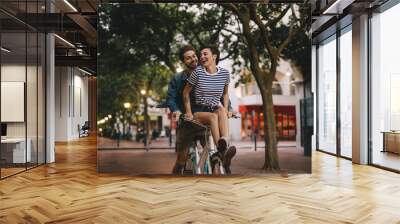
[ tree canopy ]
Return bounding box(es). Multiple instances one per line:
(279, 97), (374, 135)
(98, 3), (309, 115)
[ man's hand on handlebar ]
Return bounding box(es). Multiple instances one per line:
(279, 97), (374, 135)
(172, 111), (182, 122)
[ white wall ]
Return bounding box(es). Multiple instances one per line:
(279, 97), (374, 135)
(1, 65), (42, 136)
(72, 71), (89, 138)
(1, 63), (46, 163)
(1, 65), (27, 139)
(55, 67), (89, 141)
(55, 67), (68, 141)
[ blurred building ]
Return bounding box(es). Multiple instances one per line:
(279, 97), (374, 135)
(229, 59), (304, 148)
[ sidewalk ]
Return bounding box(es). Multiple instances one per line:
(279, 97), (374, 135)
(97, 136), (296, 150)
(232, 140), (296, 149)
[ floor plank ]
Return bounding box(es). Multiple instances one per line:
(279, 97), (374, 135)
(0, 136), (399, 223)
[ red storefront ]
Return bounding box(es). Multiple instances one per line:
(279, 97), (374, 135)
(239, 105), (296, 140)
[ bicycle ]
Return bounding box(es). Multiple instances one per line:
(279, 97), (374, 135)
(179, 113), (241, 175)
(177, 116), (225, 175)
(156, 102), (238, 175)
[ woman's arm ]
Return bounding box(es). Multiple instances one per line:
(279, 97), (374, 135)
(183, 83), (193, 120)
(222, 85), (229, 110)
(222, 68), (230, 115)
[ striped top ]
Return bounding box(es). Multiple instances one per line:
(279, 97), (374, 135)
(187, 66), (230, 107)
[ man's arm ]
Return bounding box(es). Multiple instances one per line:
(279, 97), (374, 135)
(166, 75), (178, 113)
(183, 83), (193, 120)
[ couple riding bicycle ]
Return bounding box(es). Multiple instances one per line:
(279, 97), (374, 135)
(166, 44), (237, 174)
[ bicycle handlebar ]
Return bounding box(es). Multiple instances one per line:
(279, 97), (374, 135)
(157, 101), (241, 119)
(231, 114), (240, 119)
(180, 116), (208, 130)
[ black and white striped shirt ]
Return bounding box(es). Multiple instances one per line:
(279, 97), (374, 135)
(187, 66), (230, 107)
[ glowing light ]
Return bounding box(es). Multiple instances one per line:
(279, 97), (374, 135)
(124, 102), (131, 109)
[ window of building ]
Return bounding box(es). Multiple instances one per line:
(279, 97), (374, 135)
(339, 26), (352, 158)
(370, 3), (400, 171)
(317, 35), (337, 155)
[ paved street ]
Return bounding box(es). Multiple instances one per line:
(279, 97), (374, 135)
(97, 136), (310, 175)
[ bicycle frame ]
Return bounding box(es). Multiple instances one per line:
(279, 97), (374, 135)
(188, 140), (213, 174)
(183, 121), (224, 175)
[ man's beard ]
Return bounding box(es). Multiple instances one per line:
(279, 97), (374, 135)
(187, 62), (197, 70)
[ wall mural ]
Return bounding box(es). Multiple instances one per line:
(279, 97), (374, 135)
(97, 3), (312, 175)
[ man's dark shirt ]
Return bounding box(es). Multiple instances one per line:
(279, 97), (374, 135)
(166, 72), (189, 113)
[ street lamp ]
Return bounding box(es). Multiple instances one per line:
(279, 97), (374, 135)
(140, 89), (149, 150)
(123, 102), (131, 109)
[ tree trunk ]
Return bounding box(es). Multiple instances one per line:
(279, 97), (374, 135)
(143, 95), (151, 149)
(221, 4), (281, 171)
(260, 80), (280, 171)
(135, 114), (140, 141)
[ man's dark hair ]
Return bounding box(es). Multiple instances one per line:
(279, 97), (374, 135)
(179, 45), (196, 62)
(200, 45), (220, 64)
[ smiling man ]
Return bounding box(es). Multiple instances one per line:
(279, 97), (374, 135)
(167, 45), (198, 174)
(167, 45), (198, 118)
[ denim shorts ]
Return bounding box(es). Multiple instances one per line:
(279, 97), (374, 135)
(192, 104), (219, 113)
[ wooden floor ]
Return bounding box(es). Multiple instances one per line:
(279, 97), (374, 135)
(0, 136), (400, 223)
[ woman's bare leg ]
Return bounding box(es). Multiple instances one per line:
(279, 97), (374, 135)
(215, 106), (229, 138)
(194, 112), (219, 147)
